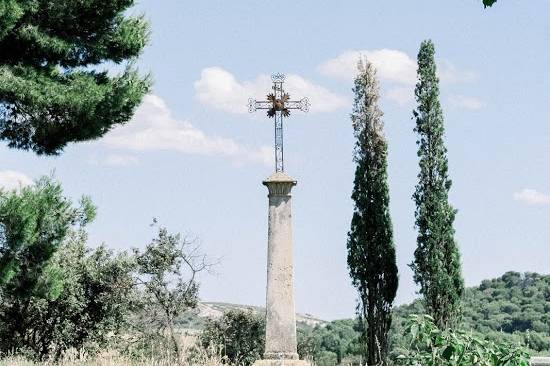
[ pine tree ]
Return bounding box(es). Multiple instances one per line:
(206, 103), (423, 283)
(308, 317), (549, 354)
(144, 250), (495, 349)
(0, 0), (150, 155)
(411, 40), (464, 330)
(483, 0), (497, 8)
(347, 59), (398, 366)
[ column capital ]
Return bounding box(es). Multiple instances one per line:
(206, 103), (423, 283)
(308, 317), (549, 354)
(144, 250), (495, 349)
(263, 172), (297, 196)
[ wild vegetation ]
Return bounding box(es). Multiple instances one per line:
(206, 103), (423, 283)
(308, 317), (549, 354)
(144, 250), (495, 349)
(292, 272), (550, 365)
(200, 310), (265, 366)
(1, 178), (543, 366)
(0, 177), (210, 363)
(396, 314), (530, 366)
(0, 1), (544, 364)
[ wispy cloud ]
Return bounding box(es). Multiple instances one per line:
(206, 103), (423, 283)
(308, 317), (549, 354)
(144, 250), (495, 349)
(103, 95), (272, 166)
(194, 67), (348, 114)
(88, 154), (140, 167)
(438, 60), (476, 84)
(447, 95), (484, 110)
(104, 154), (140, 166)
(514, 189), (550, 206)
(0, 170), (32, 191)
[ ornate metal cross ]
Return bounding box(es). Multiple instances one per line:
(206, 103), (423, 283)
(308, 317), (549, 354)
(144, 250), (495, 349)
(248, 73), (310, 172)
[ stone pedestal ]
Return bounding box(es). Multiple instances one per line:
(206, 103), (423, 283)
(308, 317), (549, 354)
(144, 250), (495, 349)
(253, 360), (310, 366)
(253, 172), (309, 366)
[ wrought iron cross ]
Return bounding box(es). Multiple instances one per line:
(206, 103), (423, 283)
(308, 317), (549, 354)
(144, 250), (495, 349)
(248, 73), (310, 172)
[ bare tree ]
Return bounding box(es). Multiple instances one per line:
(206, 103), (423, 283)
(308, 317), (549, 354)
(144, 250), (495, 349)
(134, 223), (212, 359)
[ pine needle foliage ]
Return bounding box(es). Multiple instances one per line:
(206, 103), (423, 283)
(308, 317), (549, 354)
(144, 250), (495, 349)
(0, 0), (151, 154)
(347, 59), (399, 366)
(410, 40), (464, 330)
(483, 0), (498, 8)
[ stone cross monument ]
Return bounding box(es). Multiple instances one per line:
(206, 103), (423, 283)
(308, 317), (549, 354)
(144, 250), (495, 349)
(249, 74), (310, 366)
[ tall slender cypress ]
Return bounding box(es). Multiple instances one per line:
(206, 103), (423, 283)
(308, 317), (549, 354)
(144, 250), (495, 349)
(347, 59), (398, 366)
(411, 40), (464, 330)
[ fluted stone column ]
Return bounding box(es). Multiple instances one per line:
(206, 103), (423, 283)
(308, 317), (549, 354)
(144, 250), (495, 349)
(254, 172), (309, 366)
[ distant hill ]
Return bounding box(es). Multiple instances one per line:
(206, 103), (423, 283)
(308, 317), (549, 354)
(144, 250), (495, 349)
(295, 271), (549, 363)
(179, 272), (550, 359)
(177, 301), (327, 331)
(389, 271), (550, 352)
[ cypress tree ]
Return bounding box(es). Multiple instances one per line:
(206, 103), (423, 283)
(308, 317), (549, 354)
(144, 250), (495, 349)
(347, 59), (398, 366)
(410, 40), (464, 330)
(0, 0), (150, 155)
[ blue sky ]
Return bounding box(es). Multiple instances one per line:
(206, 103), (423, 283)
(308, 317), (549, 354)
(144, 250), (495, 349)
(1, 0), (549, 320)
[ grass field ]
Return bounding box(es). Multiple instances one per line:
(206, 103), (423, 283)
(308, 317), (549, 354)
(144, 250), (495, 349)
(0, 335), (225, 366)
(0, 350), (225, 366)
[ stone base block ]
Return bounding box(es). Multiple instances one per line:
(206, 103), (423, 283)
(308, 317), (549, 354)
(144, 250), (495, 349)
(252, 360), (311, 366)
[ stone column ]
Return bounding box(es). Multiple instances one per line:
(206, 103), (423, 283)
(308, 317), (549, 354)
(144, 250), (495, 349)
(254, 172), (309, 366)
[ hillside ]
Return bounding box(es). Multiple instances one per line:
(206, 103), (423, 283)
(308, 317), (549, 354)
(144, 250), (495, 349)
(296, 271), (549, 364)
(181, 272), (550, 362)
(390, 271), (550, 353)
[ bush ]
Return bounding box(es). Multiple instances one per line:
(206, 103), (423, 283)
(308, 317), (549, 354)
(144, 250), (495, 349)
(0, 179), (209, 361)
(130, 225), (207, 360)
(396, 314), (530, 366)
(0, 178), (137, 359)
(200, 310), (265, 366)
(0, 228), (136, 359)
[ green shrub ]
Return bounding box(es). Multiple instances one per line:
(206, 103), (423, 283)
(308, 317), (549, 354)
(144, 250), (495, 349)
(0, 178), (136, 359)
(200, 310), (264, 366)
(397, 314), (530, 366)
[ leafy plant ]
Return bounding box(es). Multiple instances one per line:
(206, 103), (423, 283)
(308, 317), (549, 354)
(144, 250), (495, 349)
(297, 319), (362, 366)
(0, 177), (95, 296)
(397, 314), (530, 366)
(200, 310), (265, 366)
(0, 179), (136, 359)
(133, 225), (209, 360)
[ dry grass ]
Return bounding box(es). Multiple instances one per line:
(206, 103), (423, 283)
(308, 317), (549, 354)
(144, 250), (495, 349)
(0, 351), (225, 366)
(0, 335), (226, 366)
(0, 354), (224, 366)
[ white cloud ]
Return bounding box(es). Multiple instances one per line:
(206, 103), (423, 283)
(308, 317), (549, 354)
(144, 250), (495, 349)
(194, 67), (348, 114)
(103, 95), (272, 166)
(447, 95), (484, 110)
(319, 49), (476, 85)
(0, 170), (32, 191)
(319, 49), (417, 85)
(514, 189), (550, 206)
